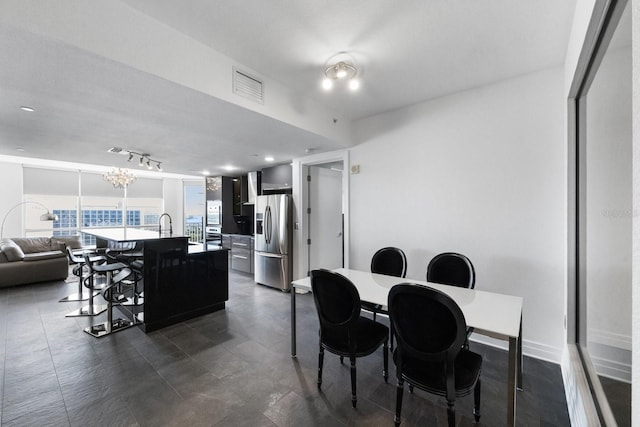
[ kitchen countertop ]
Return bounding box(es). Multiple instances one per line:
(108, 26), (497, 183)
(188, 243), (230, 254)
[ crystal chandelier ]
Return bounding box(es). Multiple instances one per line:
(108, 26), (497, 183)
(103, 168), (136, 189)
(206, 176), (221, 191)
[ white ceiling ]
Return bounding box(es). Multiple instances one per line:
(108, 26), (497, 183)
(0, 1), (576, 176)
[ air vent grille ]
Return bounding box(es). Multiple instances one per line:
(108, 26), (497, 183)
(233, 68), (264, 104)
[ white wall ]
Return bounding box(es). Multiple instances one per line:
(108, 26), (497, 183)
(351, 67), (566, 361)
(0, 162), (24, 238)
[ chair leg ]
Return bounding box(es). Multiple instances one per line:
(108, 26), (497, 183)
(390, 323), (395, 352)
(473, 379), (481, 422)
(394, 378), (404, 427)
(383, 340), (389, 383)
(373, 311), (377, 322)
(350, 356), (357, 408)
(446, 399), (456, 427)
(317, 344), (324, 389)
(340, 356), (344, 364)
(408, 384), (414, 394)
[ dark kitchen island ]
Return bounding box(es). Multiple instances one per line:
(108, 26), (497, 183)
(83, 228), (229, 332)
(141, 239), (229, 332)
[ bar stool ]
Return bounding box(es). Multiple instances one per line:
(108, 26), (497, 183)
(120, 259), (144, 307)
(84, 266), (138, 338)
(59, 247), (105, 302)
(66, 253), (126, 318)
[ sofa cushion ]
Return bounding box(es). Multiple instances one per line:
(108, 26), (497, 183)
(11, 237), (52, 254)
(0, 239), (25, 261)
(0, 251), (9, 263)
(52, 235), (82, 250)
(23, 251), (67, 262)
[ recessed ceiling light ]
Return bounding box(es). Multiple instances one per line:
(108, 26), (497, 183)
(223, 165), (235, 171)
(19, 106), (35, 112)
(15, 148), (25, 152)
(202, 170), (210, 175)
(265, 156), (274, 162)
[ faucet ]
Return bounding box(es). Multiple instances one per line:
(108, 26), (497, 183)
(158, 213), (173, 237)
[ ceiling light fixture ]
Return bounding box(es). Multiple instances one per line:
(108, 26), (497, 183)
(206, 176), (221, 191)
(322, 60), (359, 92)
(107, 148), (163, 172)
(19, 106), (35, 112)
(265, 156), (274, 162)
(103, 168), (136, 189)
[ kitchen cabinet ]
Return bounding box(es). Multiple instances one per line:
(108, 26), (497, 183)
(223, 234), (254, 274)
(221, 234), (231, 249)
(261, 164), (292, 194)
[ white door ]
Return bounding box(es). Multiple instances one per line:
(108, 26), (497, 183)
(308, 163), (343, 273)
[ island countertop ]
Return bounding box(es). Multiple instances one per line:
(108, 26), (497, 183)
(82, 227), (178, 243)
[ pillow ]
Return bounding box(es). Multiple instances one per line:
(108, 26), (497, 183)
(0, 239), (25, 261)
(11, 237), (52, 254)
(52, 235), (82, 250)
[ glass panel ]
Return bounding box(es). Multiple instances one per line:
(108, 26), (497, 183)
(580, 2), (631, 425)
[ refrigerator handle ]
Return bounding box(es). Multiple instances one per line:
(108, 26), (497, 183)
(266, 205), (272, 244)
(256, 252), (283, 259)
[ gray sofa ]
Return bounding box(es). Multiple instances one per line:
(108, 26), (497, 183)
(0, 236), (79, 288)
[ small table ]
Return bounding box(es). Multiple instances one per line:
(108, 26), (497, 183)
(291, 268), (523, 427)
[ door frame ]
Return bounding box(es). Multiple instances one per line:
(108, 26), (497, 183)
(292, 149), (350, 280)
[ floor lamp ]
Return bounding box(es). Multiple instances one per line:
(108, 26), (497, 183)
(0, 201), (58, 239)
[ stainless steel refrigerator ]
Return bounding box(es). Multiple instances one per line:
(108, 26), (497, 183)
(254, 194), (292, 291)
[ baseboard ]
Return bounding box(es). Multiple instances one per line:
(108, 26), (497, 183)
(561, 345), (601, 427)
(586, 329), (632, 382)
(470, 333), (562, 364)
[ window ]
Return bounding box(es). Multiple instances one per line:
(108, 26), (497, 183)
(184, 180), (205, 243)
(23, 167), (79, 238)
(21, 168), (165, 246)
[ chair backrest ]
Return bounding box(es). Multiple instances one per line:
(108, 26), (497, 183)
(371, 247), (407, 278)
(426, 252), (475, 289)
(66, 246), (82, 264)
(83, 252), (98, 273)
(388, 283), (467, 366)
(310, 269), (361, 334)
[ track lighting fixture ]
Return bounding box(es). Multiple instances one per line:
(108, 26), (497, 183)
(107, 147), (163, 172)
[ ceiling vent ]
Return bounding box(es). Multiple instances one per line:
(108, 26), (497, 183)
(233, 67), (264, 104)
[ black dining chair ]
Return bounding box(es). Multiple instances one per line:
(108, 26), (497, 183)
(388, 283), (482, 427)
(426, 252), (475, 289)
(310, 269), (389, 408)
(362, 247), (407, 351)
(427, 252), (475, 350)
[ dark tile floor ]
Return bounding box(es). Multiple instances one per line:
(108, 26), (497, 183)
(0, 270), (570, 426)
(600, 376), (631, 427)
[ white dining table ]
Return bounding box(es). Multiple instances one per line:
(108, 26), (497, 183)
(290, 268), (523, 427)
